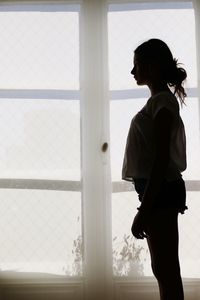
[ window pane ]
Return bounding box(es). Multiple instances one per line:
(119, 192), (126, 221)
(0, 3), (81, 278)
(108, 2), (196, 90)
(0, 4), (79, 89)
(112, 191), (200, 278)
(0, 99), (80, 180)
(110, 100), (200, 277)
(110, 98), (146, 181)
(180, 98), (200, 180)
(0, 189), (82, 276)
(179, 192), (200, 278)
(112, 192), (151, 277)
(109, 2), (200, 278)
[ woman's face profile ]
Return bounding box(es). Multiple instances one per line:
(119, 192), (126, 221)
(131, 54), (150, 86)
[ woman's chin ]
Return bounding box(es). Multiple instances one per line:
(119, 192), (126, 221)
(135, 79), (142, 85)
(135, 80), (145, 86)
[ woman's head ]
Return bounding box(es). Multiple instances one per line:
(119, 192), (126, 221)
(131, 39), (187, 104)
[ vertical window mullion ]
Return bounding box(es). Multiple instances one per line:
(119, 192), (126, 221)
(80, 0), (112, 299)
(193, 0), (200, 133)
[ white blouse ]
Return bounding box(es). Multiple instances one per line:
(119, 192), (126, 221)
(122, 91), (187, 182)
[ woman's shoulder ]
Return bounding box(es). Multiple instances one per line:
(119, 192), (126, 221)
(150, 90), (178, 103)
(146, 91), (179, 118)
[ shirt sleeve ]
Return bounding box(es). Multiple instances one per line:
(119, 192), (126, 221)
(122, 118), (135, 181)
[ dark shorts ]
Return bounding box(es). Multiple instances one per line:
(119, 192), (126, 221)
(133, 178), (187, 214)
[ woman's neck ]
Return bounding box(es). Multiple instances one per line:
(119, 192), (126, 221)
(148, 82), (171, 97)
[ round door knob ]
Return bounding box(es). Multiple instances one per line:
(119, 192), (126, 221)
(101, 142), (108, 152)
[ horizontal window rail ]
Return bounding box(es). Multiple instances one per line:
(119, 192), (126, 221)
(112, 180), (200, 192)
(0, 178), (199, 192)
(108, 1), (193, 11)
(0, 3), (80, 12)
(0, 89), (80, 100)
(0, 178), (81, 191)
(0, 87), (197, 100)
(110, 87), (198, 100)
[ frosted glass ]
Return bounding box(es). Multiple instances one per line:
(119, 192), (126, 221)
(0, 189), (82, 276)
(108, 5), (196, 90)
(110, 98), (146, 181)
(112, 191), (200, 278)
(0, 7), (79, 89)
(0, 99), (80, 180)
(112, 191), (151, 277)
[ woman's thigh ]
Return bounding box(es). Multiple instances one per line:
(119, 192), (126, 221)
(146, 210), (180, 274)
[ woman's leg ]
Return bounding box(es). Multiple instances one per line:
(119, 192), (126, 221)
(146, 210), (184, 300)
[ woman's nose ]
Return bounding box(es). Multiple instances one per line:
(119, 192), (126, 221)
(131, 68), (134, 75)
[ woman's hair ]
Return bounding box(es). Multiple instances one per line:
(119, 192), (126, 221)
(134, 39), (187, 105)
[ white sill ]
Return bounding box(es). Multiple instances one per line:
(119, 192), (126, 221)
(0, 271), (83, 285)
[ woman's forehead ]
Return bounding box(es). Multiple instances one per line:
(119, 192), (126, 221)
(133, 54), (142, 64)
(134, 53), (150, 65)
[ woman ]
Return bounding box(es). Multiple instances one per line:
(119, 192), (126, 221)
(122, 39), (187, 300)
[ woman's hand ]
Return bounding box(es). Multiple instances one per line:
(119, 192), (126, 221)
(131, 210), (148, 239)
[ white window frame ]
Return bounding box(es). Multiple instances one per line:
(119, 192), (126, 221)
(0, 1), (113, 299)
(0, 1), (200, 300)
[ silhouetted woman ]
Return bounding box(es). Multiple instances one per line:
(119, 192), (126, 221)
(122, 39), (187, 300)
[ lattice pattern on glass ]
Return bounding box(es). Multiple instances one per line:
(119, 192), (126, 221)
(112, 191), (200, 278)
(0, 4), (82, 276)
(108, 3), (196, 90)
(0, 5), (79, 89)
(112, 192), (150, 277)
(109, 2), (200, 278)
(110, 98), (146, 181)
(180, 98), (200, 180)
(0, 190), (82, 276)
(0, 99), (80, 180)
(179, 192), (200, 278)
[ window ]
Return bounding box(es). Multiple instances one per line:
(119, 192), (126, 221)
(0, 3), (82, 276)
(109, 1), (200, 278)
(0, 1), (200, 299)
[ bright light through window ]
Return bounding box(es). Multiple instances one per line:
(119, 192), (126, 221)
(0, 4), (81, 276)
(108, 2), (197, 90)
(109, 2), (200, 278)
(0, 5), (79, 89)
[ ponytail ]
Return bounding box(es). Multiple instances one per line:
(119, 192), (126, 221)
(168, 58), (187, 106)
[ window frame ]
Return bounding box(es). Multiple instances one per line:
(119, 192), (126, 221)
(0, 0), (82, 192)
(0, 2), (113, 300)
(0, 0), (84, 280)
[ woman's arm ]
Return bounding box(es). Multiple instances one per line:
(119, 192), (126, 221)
(131, 107), (173, 239)
(139, 107), (173, 213)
